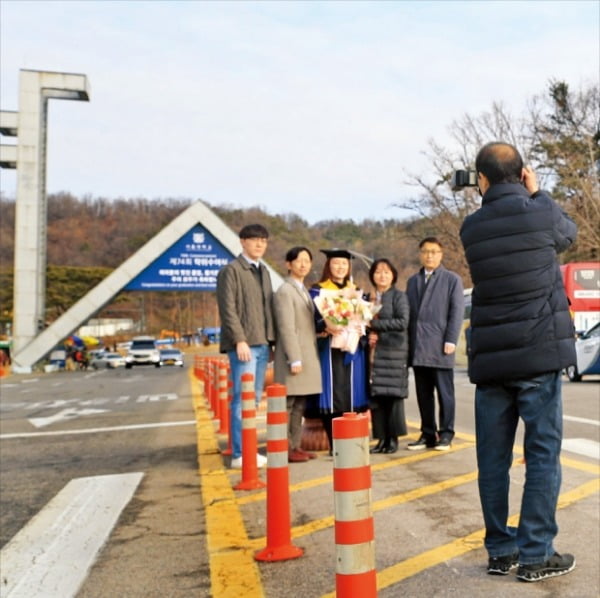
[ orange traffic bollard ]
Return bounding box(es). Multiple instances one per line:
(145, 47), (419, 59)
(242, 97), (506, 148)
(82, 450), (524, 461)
(332, 412), (376, 597)
(196, 355), (204, 382)
(205, 359), (213, 409)
(209, 359), (219, 416)
(255, 383), (303, 562)
(217, 361), (228, 433)
(222, 374), (233, 456)
(234, 373), (266, 490)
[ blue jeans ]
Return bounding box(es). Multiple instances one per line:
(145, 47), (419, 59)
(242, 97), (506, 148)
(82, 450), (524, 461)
(227, 345), (269, 459)
(475, 371), (563, 564)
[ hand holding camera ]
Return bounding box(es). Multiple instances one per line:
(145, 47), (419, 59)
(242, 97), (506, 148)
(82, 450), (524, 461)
(521, 166), (539, 194)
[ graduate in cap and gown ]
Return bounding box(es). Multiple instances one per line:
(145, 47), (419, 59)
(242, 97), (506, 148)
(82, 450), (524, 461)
(307, 249), (369, 452)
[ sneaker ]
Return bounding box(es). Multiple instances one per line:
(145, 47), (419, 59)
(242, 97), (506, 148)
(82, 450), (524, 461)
(516, 552), (576, 582)
(230, 454), (267, 469)
(487, 552), (519, 575)
(434, 438), (452, 451)
(256, 453), (267, 468)
(407, 436), (435, 451)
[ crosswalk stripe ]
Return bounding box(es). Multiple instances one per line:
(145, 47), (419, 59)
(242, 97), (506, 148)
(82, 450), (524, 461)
(0, 472), (144, 598)
(562, 438), (600, 460)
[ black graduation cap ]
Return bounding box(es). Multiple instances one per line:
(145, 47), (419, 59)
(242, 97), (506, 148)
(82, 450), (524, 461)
(320, 248), (354, 260)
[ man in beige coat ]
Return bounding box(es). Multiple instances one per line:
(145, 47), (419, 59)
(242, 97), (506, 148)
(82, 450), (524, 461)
(273, 247), (322, 462)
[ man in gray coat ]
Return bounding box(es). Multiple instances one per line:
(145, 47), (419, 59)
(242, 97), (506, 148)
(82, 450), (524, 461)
(216, 224), (275, 469)
(406, 237), (464, 451)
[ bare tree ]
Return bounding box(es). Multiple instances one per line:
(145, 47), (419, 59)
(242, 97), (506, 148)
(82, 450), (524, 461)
(396, 81), (600, 277)
(395, 101), (532, 283)
(529, 80), (600, 260)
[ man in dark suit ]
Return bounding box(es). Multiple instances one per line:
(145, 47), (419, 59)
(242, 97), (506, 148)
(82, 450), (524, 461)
(406, 237), (464, 451)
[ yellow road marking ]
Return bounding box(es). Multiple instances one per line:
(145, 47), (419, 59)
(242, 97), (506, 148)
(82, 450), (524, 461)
(560, 455), (600, 475)
(190, 372), (599, 598)
(246, 461), (533, 549)
(320, 478), (600, 598)
(236, 439), (475, 506)
(190, 370), (265, 598)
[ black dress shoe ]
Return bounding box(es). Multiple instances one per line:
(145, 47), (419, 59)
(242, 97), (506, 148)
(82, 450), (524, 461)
(434, 437), (452, 451)
(383, 437), (398, 453)
(407, 436), (435, 451)
(370, 439), (385, 454)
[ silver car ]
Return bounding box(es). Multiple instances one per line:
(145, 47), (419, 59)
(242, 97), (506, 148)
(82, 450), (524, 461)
(90, 352), (126, 369)
(566, 322), (600, 382)
(159, 348), (184, 367)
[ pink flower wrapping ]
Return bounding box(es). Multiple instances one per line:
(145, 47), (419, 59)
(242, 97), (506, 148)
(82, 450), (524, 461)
(313, 288), (381, 353)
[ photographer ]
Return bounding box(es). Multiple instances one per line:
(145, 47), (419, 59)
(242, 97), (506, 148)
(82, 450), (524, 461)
(459, 142), (577, 582)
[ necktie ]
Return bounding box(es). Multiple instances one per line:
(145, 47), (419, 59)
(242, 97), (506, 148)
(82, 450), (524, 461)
(303, 287), (312, 306)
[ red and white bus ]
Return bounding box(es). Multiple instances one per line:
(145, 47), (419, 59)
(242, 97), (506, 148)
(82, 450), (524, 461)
(560, 261), (600, 333)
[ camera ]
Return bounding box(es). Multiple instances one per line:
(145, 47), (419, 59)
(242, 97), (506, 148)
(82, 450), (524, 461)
(451, 169), (477, 191)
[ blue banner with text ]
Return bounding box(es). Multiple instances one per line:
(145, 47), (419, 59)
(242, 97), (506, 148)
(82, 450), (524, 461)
(124, 224), (235, 291)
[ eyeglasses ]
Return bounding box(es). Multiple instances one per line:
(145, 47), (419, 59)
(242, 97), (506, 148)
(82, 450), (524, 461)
(420, 250), (441, 255)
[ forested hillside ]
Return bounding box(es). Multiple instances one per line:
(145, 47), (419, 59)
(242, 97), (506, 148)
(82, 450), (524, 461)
(0, 193), (448, 338)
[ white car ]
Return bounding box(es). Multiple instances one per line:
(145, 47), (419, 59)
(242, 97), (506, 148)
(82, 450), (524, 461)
(125, 336), (160, 369)
(90, 352), (126, 369)
(565, 322), (600, 382)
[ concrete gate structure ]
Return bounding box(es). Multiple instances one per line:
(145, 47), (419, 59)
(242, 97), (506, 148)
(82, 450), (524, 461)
(0, 68), (283, 372)
(1, 69), (90, 372)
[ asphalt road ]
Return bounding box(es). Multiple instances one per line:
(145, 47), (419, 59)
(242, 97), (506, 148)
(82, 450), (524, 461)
(0, 364), (208, 597)
(0, 360), (598, 597)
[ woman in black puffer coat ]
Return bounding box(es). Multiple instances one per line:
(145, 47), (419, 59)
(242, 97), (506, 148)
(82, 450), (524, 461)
(367, 258), (410, 454)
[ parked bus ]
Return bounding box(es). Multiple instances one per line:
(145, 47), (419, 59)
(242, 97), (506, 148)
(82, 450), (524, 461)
(560, 261), (600, 333)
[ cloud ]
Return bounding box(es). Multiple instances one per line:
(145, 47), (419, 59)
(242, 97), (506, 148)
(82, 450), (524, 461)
(1, 1), (598, 223)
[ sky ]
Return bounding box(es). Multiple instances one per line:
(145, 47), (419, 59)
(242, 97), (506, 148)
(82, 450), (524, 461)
(0, 0), (598, 224)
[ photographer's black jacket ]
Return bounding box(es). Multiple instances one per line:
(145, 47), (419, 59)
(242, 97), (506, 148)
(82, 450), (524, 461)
(460, 183), (577, 384)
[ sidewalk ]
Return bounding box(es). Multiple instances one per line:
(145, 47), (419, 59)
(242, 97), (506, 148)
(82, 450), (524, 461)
(190, 365), (600, 598)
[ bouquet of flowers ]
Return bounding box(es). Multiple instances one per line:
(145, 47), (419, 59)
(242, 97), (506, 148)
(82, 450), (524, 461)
(313, 288), (381, 353)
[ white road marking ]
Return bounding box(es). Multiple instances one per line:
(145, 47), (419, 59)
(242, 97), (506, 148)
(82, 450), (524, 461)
(1, 393), (179, 413)
(0, 419), (197, 440)
(28, 408), (109, 429)
(562, 438), (600, 460)
(0, 472), (144, 598)
(136, 393), (178, 402)
(563, 414), (600, 427)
